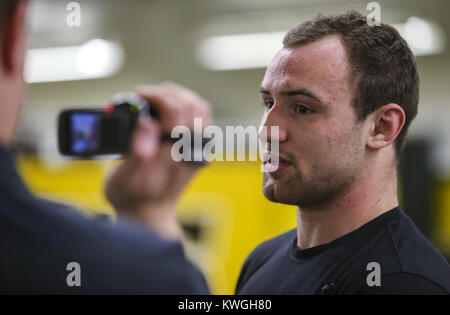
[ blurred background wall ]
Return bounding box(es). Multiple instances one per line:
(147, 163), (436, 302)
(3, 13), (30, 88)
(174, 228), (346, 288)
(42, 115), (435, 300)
(12, 0), (450, 294)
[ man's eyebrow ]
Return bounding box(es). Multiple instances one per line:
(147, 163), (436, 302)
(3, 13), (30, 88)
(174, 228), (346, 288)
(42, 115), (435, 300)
(259, 87), (271, 95)
(259, 87), (323, 103)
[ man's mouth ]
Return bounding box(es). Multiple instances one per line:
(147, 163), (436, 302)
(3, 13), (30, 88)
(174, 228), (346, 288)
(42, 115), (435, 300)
(263, 153), (293, 173)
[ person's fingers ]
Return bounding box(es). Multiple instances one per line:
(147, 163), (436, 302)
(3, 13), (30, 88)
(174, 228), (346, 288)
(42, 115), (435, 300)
(158, 82), (212, 126)
(135, 88), (184, 133)
(105, 84), (210, 213)
(129, 116), (161, 161)
(135, 82), (212, 132)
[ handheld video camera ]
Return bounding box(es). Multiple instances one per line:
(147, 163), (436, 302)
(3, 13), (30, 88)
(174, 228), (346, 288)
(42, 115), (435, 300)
(57, 92), (209, 165)
(58, 93), (151, 157)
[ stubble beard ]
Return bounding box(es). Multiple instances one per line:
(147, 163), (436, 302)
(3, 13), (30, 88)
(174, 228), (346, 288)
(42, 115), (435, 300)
(262, 127), (363, 209)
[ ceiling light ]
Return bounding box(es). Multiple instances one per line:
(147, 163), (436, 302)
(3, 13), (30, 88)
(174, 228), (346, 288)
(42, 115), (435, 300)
(25, 39), (125, 83)
(197, 32), (284, 71)
(197, 17), (446, 71)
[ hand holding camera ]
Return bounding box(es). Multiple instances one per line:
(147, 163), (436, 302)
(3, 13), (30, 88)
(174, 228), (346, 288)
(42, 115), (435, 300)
(107, 82), (211, 239)
(59, 82), (211, 239)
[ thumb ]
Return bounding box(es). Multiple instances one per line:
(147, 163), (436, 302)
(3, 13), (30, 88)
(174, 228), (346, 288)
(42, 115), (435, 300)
(131, 117), (160, 160)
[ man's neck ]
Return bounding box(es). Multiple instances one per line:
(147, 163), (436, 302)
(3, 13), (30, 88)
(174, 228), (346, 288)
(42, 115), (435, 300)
(296, 157), (399, 249)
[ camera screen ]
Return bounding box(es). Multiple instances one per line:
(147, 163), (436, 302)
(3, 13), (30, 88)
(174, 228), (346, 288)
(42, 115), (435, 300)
(70, 113), (101, 154)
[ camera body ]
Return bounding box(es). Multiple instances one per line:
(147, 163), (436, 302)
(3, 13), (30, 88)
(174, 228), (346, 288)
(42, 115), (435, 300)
(58, 93), (150, 157)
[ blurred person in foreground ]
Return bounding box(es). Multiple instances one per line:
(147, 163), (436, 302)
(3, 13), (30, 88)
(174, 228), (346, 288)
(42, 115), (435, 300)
(0, 0), (210, 294)
(235, 11), (450, 294)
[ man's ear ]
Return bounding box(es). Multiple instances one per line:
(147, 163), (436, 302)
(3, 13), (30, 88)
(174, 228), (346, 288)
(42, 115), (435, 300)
(366, 103), (406, 150)
(1, 0), (29, 75)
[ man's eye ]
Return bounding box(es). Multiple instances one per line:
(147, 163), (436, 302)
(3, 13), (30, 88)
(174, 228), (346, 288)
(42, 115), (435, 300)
(263, 101), (274, 110)
(296, 104), (313, 114)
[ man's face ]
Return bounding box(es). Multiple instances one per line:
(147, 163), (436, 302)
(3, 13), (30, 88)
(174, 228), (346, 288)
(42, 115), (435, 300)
(260, 35), (366, 208)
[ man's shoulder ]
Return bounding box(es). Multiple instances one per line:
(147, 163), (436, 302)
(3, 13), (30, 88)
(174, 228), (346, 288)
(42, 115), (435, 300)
(1, 194), (209, 294)
(384, 212), (450, 291)
(345, 209), (450, 294)
(247, 229), (297, 262)
(235, 229), (296, 293)
(19, 195), (173, 253)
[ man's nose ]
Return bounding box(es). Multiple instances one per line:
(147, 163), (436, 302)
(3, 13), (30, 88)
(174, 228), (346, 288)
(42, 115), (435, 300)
(258, 105), (288, 143)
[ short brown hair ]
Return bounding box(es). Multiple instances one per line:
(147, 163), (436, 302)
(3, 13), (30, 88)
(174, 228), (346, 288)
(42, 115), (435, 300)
(283, 10), (419, 157)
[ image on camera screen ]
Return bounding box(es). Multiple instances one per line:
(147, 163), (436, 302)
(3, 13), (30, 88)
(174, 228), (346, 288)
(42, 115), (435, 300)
(71, 113), (101, 154)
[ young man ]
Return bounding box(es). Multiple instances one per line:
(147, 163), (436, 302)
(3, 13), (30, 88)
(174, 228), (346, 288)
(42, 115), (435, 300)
(0, 0), (210, 294)
(236, 11), (450, 294)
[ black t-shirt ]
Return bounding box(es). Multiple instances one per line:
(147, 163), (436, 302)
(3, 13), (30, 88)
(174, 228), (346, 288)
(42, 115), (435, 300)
(0, 145), (209, 294)
(236, 207), (450, 295)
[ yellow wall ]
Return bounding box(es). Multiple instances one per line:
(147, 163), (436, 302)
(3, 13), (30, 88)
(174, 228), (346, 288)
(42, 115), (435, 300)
(435, 179), (450, 257)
